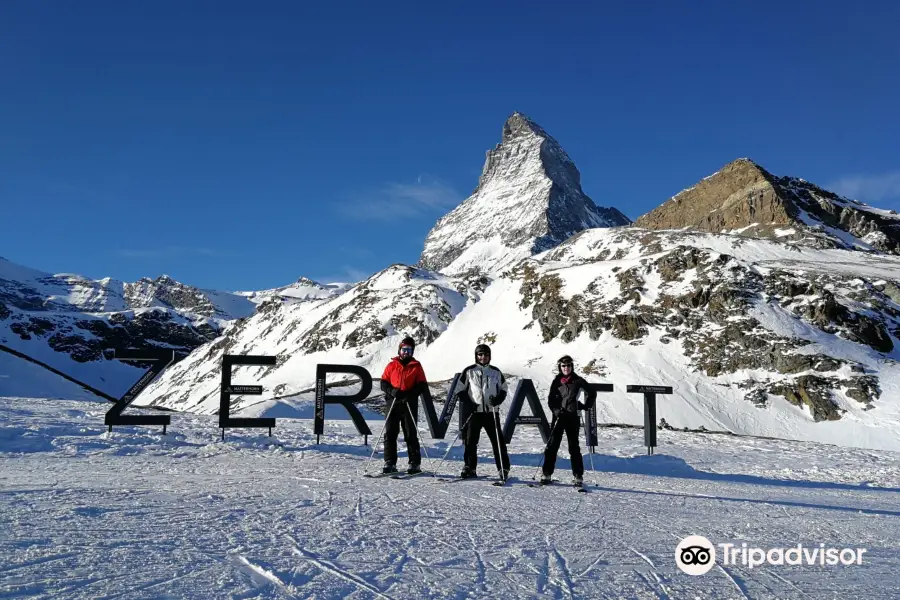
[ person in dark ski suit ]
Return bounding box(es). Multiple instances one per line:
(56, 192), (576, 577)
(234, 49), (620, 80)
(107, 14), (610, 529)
(455, 344), (511, 480)
(379, 336), (428, 475)
(541, 355), (597, 485)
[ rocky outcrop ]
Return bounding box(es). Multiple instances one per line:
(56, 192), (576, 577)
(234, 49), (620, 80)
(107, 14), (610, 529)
(125, 275), (220, 317)
(521, 231), (898, 421)
(635, 158), (900, 254)
(296, 266), (467, 357)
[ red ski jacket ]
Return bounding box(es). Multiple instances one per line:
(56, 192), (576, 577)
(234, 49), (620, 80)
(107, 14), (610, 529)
(381, 356), (427, 392)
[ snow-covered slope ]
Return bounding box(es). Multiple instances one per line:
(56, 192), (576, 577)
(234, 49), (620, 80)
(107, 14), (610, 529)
(418, 113), (630, 274)
(2, 396), (899, 598)
(139, 264), (483, 413)
(0, 257), (257, 398)
(0, 349), (106, 401)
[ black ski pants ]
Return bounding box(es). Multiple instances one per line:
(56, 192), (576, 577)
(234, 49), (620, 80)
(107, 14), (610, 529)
(542, 412), (584, 477)
(383, 398), (421, 467)
(463, 411), (510, 473)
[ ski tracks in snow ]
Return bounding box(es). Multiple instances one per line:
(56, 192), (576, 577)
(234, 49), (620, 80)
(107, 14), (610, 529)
(286, 535), (396, 600)
(3, 399), (900, 598)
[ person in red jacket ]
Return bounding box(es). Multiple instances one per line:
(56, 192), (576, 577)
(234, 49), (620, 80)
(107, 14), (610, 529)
(379, 336), (428, 475)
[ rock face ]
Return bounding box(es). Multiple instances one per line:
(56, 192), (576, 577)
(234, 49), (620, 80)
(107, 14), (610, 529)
(528, 228), (900, 424)
(635, 158), (900, 254)
(419, 113), (630, 274)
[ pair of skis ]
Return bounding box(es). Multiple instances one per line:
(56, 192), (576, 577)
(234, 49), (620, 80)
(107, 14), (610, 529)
(528, 479), (588, 493)
(363, 470), (431, 480)
(367, 470), (586, 491)
(437, 475), (508, 486)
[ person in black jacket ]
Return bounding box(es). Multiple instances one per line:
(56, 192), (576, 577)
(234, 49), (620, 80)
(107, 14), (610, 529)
(540, 355), (597, 485)
(455, 344), (510, 480)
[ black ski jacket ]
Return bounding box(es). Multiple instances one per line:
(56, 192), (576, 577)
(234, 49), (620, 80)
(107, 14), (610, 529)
(548, 373), (596, 414)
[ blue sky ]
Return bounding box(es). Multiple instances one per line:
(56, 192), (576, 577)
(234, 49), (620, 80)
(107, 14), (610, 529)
(2, 1), (898, 291)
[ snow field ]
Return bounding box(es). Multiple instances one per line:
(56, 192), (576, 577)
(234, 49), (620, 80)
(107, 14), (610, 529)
(2, 396), (900, 599)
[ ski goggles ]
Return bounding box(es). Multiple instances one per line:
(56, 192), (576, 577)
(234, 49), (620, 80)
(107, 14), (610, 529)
(399, 346), (414, 356)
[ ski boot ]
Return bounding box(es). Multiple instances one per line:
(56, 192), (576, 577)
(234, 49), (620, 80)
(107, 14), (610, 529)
(540, 473), (552, 485)
(460, 467), (477, 479)
(382, 464), (399, 475)
(574, 475), (583, 487)
(407, 464), (422, 475)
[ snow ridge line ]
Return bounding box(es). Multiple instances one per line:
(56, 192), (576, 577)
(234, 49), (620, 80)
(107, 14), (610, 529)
(228, 554), (291, 592)
(0, 344), (117, 402)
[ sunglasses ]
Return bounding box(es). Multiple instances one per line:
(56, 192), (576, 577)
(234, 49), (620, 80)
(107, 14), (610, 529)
(399, 346), (413, 354)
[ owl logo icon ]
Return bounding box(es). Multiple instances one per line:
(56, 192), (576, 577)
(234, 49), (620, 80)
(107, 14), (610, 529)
(675, 536), (716, 575)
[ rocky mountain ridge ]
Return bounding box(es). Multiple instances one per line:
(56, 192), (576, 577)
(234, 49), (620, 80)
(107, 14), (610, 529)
(636, 158), (900, 253)
(0, 257), (256, 398)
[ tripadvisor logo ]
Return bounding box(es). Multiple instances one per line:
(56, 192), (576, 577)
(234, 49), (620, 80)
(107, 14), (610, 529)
(675, 536), (868, 575)
(675, 535), (716, 575)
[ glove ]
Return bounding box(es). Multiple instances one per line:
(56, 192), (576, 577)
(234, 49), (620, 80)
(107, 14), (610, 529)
(394, 390), (408, 404)
(552, 408), (562, 418)
(489, 395), (503, 407)
(577, 401), (587, 411)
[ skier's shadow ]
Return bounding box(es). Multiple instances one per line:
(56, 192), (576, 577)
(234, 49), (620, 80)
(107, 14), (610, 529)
(293, 436), (900, 497)
(506, 450), (900, 495)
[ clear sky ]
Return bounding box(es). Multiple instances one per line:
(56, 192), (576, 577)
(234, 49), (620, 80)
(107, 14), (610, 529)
(2, 1), (898, 291)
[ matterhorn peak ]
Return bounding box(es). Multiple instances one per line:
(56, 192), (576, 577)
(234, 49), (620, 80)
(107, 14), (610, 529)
(502, 112), (547, 140)
(419, 113), (630, 274)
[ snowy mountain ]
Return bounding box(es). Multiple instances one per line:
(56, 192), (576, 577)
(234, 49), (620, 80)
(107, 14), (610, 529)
(130, 116), (900, 453)
(138, 264), (484, 413)
(235, 277), (353, 306)
(636, 158), (900, 254)
(138, 224), (900, 451)
(0, 257), (256, 398)
(8, 114), (900, 454)
(418, 112), (630, 274)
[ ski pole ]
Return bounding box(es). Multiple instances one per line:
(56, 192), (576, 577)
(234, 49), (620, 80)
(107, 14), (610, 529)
(581, 409), (596, 485)
(531, 415), (562, 481)
(433, 411), (474, 476)
(405, 400), (437, 478)
(490, 404), (509, 481)
(360, 395), (397, 477)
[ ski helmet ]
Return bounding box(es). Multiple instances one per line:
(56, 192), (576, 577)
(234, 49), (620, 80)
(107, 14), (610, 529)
(557, 355), (574, 373)
(474, 344), (491, 364)
(398, 336), (416, 358)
